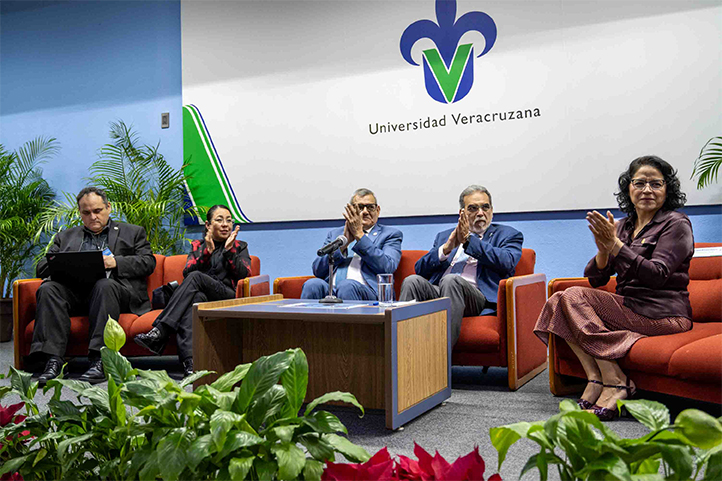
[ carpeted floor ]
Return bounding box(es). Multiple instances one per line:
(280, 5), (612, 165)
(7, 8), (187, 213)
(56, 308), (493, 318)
(1, 338), (719, 480)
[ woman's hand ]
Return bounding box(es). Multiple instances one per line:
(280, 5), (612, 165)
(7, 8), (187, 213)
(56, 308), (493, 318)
(225, 226), (240, 251)
(204, 230), (215, 253)
(587, 210), (622, 256)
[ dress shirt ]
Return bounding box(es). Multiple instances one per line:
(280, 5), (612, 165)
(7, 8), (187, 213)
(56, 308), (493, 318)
(438, 233), (483, 287)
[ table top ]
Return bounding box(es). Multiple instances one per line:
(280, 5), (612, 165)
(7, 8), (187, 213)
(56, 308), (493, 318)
(196, 298), (446, 323)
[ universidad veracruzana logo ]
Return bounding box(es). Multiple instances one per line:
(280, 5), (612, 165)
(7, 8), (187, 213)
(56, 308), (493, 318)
(400, 0), (497, 104)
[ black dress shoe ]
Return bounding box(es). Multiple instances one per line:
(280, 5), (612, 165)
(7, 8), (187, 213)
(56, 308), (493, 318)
(38, 357), (63, 385)
(182, 358), (194, 378)
(79, 359), (105, 384)
(134, 327), (168, 356)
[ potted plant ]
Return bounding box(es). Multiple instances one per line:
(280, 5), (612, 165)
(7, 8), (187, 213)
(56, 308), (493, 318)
(692, 135), (722, 188)
(0, 138), (58, 342)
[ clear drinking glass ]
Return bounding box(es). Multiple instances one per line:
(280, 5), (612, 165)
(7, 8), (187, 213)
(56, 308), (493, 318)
(377, 273), (394, 306)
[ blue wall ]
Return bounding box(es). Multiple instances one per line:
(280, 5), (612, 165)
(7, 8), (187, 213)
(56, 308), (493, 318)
(2, 1), (720, 287)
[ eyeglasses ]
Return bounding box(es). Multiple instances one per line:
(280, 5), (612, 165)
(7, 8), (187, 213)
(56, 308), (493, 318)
(631, 179), (665, 191)
(353, 203), (378, 212)
(466, 203), (492, 214)
(212, 217), (235, 225)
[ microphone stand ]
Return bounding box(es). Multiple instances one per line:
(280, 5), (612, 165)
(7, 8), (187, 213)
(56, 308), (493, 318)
(319, 253), (343, 304)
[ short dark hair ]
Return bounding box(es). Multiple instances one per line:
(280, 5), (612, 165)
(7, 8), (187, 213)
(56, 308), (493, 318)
(76, 186), (109, 206)
(615, 155), (686, 215)
(206, 204), (232, 222)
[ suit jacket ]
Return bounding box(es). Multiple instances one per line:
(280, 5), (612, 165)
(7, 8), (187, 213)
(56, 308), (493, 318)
(415, 223), (523, 309)
(312, 223), (403, 295)
(37, 219), (156, 315)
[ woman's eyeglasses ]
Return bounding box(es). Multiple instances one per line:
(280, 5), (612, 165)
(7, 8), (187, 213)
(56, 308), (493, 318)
(631, 179), (665, 191)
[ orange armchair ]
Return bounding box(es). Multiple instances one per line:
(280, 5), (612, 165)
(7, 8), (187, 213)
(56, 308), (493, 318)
(13, 254), (268, 369)
(547, 242), (722, 404)
(274, 248), (548, 390)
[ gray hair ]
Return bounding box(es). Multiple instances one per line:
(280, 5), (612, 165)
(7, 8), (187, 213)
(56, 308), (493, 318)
(350, 188), (377, 204)
(76, 186), (109, 206)
(459, 185), (492, 209)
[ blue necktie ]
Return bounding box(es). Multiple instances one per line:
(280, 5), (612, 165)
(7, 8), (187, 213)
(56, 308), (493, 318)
(334, 240), (355, 282)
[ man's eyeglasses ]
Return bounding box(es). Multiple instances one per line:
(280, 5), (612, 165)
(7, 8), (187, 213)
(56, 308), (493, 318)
(631, 179), (665, 191)
(353, 203), (378, 212)
(466, 203), (492, 214)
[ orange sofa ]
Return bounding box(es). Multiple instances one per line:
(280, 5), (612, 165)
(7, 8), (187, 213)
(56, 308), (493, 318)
(273, 248), (548, 390)
(12, 254), (269, 369)
(548, 242), (722, 404)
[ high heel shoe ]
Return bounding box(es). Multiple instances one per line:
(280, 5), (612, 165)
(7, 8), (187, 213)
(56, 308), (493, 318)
(577, 379), (603, 410)
(593, 377), (636, 421)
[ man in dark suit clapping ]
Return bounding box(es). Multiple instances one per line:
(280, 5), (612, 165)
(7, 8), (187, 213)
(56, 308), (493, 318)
(32, 187), (156, 384)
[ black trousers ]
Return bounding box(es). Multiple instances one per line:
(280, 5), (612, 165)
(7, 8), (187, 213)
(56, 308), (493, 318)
(30, 278), (132, 358)
(399, 274), (486, 347)
(153, 271), (235, 361)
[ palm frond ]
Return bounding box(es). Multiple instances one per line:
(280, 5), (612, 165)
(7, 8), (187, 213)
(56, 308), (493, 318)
(691, 136), (722, 189)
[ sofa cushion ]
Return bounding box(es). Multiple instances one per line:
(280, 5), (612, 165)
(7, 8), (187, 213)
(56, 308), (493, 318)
(130, 310), (163, 338)
(455, 315), (501, 353)
(688, 279), (722, 323)
(163, 255), (187, 285)
(25, 312), (139, 346)
(668, 334), (722, 383)
(622, 322), (722, 375)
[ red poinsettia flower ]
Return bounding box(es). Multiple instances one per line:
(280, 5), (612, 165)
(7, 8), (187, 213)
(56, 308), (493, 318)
(323, 447), (396, 481)
(395, 443), (502, 481)
(0, 472), (24, 481)
(0, 403), (24, 427)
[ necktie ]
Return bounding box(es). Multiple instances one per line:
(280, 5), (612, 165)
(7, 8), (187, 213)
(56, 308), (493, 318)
(334, 240), (355, 282)
(450, 248), (469, 274)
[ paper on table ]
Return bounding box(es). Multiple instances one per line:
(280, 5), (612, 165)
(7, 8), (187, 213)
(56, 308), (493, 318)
(693, 247), (722, 258)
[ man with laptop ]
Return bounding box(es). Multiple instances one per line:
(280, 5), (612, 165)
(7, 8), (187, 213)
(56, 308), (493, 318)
(32, 187), (156, 384)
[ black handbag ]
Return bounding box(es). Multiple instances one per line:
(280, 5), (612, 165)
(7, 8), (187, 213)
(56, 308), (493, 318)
(151, 280), (179, 310)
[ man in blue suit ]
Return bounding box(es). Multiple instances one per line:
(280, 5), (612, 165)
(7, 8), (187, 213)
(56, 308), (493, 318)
(302, 188), (403, 300)
(399, 185), (523, 346)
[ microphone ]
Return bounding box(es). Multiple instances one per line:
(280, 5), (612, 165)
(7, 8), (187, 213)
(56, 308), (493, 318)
(317, 235), (348, 256)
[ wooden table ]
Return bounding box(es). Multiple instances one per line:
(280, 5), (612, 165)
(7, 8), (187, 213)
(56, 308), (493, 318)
(192, 294), (451, 429)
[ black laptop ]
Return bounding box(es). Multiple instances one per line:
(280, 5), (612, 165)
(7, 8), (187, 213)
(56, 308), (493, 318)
(45, 251), (107, 287)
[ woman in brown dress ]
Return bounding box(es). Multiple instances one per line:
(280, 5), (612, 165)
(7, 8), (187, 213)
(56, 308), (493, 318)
(534, 156), (693, 420)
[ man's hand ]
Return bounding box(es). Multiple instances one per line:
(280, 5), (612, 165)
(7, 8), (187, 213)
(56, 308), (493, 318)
(343, 203), (364, 241)
(103, 255), (117, 269)
(442, 213), (468, 256)
(204, 230), (215, 254)
(225, 226), (240, 251)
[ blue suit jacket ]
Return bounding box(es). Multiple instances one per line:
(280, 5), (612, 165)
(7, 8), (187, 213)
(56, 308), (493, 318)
(415, 223), (523, 311)
(312, 223), (403, 295)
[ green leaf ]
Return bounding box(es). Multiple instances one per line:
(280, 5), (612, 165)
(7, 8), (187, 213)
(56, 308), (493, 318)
(211, 410), (245, 452)
(178, 390), (203, 417)
(0, 454), (30, 476)
(211, 363), (251, 392)
(302, 410), (348, 434)
(229, 456), (255, 481)
(179, 370), (213, 389)
(215, 431), (264, 461)
(658, 443), (694, 480)
(247, 384), (287, 430)
(236, 350), (294, 413)
(303, 458), (325, 481)
(187, 434), (214, 471)
(703, 448), (722, 481)
(299, 434), (336, 462)
(675, 409), (722, 449)
(254, 457), (277, 481)
(271, 442), (306, 480)
(156, 428), (193, 481)
(101, 346), (136, 385)
(490, 422), (536, 470)
(304, 391), (364, 417)
(281, 348), (308, 418)
(620, 400), (670, 431)
(107, 375), (126, 426)
(575, 453), (631, 481)
(9, 366), (34, 398)
(272, 425), (296, 444)
(104, 315), (126, 351)
(139, 451), (161, 481)
(324, 433), (371, 463)
(57, 432), (93, 464)
(634, 457), (661, 475)
(47, 399), (83, 422)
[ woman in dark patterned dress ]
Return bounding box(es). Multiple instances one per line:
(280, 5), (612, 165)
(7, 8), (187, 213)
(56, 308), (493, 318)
(134, 205), (251, 377)
(534, 156), (693, 420)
